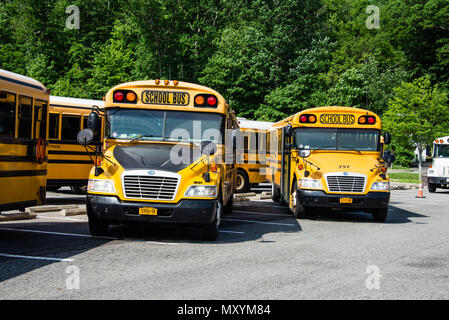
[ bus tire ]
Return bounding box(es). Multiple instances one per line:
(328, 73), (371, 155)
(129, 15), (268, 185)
(272, 180), (280, 202)
(224, 193), (233, 214)
(235, 169), (250, 193)
(428, 183), (437, 193)
(202, 200), (221, 241)
(87, 205), (109, 236)
(372, 208), (388, 222)
(292, 184), (307, 219)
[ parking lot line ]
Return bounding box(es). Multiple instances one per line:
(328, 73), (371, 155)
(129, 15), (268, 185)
(0, 227), (117, 240)
(222, 218), (296, 227)
(0, 253), (74, 262)
(218, 230), (245, 234)
(232, 209), (291, 217)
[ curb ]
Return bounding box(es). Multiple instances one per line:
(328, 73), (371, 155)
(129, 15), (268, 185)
(0, 213), (37, 222)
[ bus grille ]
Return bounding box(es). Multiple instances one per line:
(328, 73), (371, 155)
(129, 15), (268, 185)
(326, 175), (366, 193)
(123, 175), (179, 200)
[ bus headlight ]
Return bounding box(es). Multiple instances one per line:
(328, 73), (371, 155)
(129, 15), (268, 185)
(88, 179), (116, 193)
(298, 179), (322, 189)
(184, 185), (218, 197)
(371, 181), (390, 191)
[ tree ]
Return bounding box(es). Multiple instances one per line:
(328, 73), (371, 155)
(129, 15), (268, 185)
(382, 76), (449, 174)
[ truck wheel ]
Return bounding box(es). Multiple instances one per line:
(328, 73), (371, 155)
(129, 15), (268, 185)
(202, 201), (221, 241)
(372, 208), (388, 222)
(272, 180), (280, 202)
(428, 183), (437, 193)
(235, 169), (250, 193)
(292, 184), (307, 218)
(87, 205), (109, 236)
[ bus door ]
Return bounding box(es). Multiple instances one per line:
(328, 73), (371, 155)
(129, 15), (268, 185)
(280, 126), (292, 204)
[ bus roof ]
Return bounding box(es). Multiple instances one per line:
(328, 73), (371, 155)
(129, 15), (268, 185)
(104, 80), (227, 114)
(50, 95), (105, 109)
(237, 119), (274, 130)
(0, 68), (48, 92)
(272, 106), (381, 130)
(434, 136), (449, 145)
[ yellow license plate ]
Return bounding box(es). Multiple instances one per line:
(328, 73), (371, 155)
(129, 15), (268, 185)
(139, 207), (158, 215)
(339, 198), (353, 204)
(141, 90), (189, 106)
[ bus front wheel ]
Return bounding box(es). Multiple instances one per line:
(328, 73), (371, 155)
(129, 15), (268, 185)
(202, 201), (221, 241)
(87, 205), (109, 236)
(372, 208), (388, 222)
(292, 184), (307, 219)
(271, 180), (280, 202)
(428, 183), (437, 193)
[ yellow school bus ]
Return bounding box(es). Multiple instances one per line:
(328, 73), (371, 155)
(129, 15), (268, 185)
(0, 69), (49, 212)
(47, 96), (104, 193)
(267, 106), (395, 222)
(235, 118), (273, 193)
(79, 80), (239, 240)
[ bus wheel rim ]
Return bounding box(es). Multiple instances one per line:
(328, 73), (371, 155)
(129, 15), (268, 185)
(236, 174), (244, 190)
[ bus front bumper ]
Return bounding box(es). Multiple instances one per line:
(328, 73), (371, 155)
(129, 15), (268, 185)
(428, 176), (449, 185)
(298, 190), (390, 210)
(87, 195), (218, 224)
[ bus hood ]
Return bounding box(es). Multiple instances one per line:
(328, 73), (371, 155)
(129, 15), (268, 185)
(302, 151), (381, 174)
(112, 144), (202, 173)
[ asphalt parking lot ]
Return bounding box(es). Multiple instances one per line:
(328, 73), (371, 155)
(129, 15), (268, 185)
(0, 186), (448, 299)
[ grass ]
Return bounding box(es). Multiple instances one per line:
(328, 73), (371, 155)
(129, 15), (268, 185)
(388, 172), (420, 183)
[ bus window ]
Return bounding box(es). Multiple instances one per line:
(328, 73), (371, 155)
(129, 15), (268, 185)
(49, 113), (60, 140)
(18, 96), (33, 139)
(61, 115), (81, 141)
(0, 91), (16, 137)
(34, 99), (47, 139)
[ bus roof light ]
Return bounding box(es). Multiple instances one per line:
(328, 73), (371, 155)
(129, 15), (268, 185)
(155, 79), (160, 84)
(195, 95), (205, 106)
(174, 80), (179, 86)
(300, 115), (307, 123)
(126, 92), (137, 102)
(114, 91), (124, 102)
(368, 116), (376, 124)
(440, 139), (444, 143)
(308, 115), (316, 123)
(207, 96), (217, 106)
(164, 79), (169, 85)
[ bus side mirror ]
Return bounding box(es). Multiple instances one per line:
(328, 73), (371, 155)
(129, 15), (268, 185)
(285, 124), (293, 137)
(87, 111), (100, 132)
(382, 150), (396, 164)
(200, 141), (217, 156)
(77, 129), (95, 146)
(383, 132), (391, 145)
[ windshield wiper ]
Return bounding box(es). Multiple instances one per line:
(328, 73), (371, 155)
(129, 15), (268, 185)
(130, 134), (159, 143)
(310, 146), (335, 153)
(338, 147), (362, 154)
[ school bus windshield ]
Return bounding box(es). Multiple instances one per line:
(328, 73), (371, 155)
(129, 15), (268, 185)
(107, 108), (224, 143)
(294, 128), (380, 151)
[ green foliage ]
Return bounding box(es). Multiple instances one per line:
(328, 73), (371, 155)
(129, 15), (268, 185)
(382, 76), (449, 164)
(0, 0), (447, 134)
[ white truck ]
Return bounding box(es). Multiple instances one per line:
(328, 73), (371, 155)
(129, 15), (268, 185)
(427, 136), (449, 192)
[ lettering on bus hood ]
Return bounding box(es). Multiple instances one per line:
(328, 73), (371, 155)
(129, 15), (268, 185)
(320, 114), (355, 125)
(113, 144), (201, 172)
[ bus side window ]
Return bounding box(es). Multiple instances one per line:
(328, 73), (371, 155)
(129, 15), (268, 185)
(34, 100), (47, 140)
(18, 96), (33, 139)
(61, 115), (81, 141)
(0, 91), (16, 138)
(49, 113), (60, 140)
